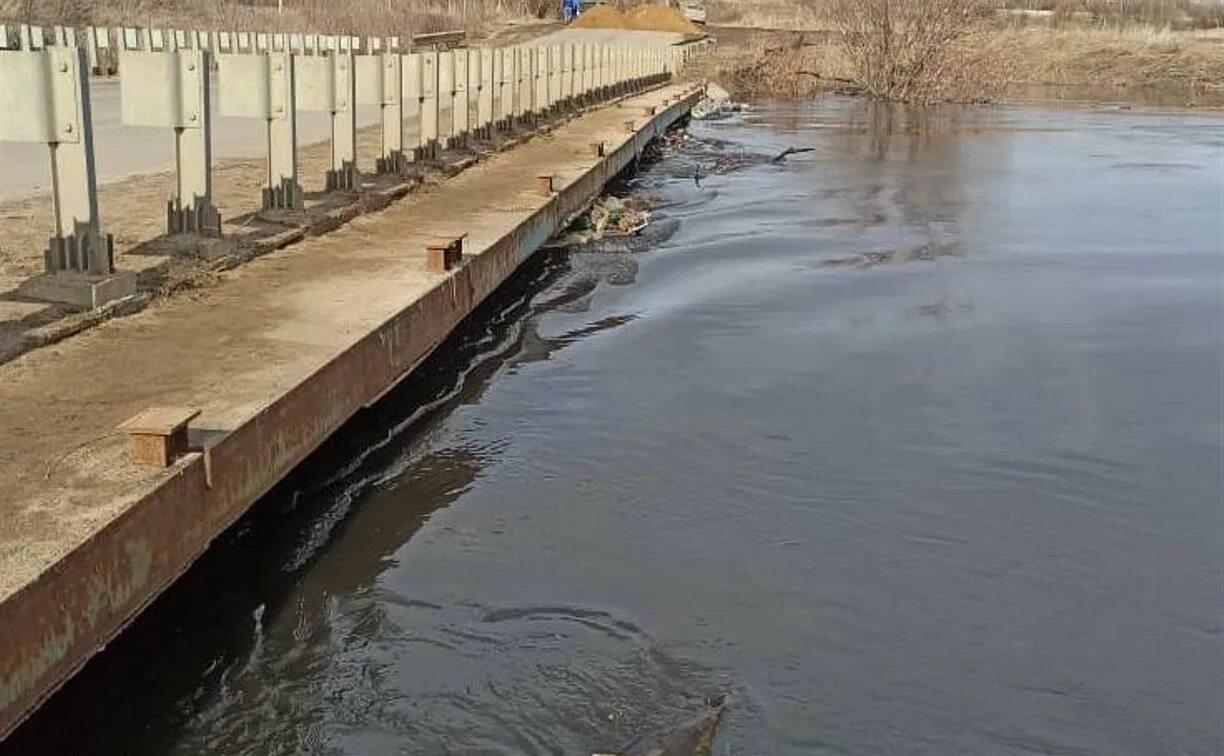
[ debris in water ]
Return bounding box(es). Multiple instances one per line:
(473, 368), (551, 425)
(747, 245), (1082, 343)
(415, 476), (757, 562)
(605, 694), (728, 756)
(691, 82), (744, 121)
(690, 95), (744, 121)
(771, 146), (815, 163)
(551, 195), (655, 249)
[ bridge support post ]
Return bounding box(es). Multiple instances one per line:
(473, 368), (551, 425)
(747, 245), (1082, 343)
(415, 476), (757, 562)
(453, 48), (469, 147)
(478, 47), (494, 139)
(495, 47), (510, 132)
(438, 50), (456, 149)
(357, 52), (405, 174)
(420, 51), (439, 158)
(297, 52), (358, 191)
(548, 45), (562, 117)
(535, 46), (549, 121)
(0, 45), (131, 306)
(561, 43), (573, 111)
(120, 48), (222, 238)
(217, 51), (302, 210)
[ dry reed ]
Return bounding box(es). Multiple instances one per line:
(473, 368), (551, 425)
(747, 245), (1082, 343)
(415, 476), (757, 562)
(0, 0), (547, 35)
(826, 0), (1005, 103)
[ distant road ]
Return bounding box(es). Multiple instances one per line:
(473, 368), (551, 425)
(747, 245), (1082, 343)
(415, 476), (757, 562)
(0, 78), (381, 202)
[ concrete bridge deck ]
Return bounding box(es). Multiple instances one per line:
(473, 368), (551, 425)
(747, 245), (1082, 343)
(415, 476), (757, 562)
(0, 82), (701, 739)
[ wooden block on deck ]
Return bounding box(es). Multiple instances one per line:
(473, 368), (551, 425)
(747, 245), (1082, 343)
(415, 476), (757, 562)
(425, 235), (465, 272)
(117, 406), (201, 467)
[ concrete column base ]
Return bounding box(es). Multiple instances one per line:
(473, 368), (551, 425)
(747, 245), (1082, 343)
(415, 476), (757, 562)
(324, 162), (360, 192)
(167, 196), (223, 237)
(262, 178), (304, 211)
(18, 270), (137, 310)
(375, 150), (410, 176)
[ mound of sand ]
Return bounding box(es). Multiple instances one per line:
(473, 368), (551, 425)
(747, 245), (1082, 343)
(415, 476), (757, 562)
(572, 3), (703, 34)
(572, 5), (632, 29)
(626, 6), (702, 34)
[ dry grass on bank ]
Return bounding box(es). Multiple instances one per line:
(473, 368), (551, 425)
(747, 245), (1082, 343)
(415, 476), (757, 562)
(988, 24), (1224, 88)
(0, 0), (551, 35)
(710, 0), (834, 29)
(985, 0), (1224, 30)
(700, 0), (1224, 103)
(711, 0), (1224, 31)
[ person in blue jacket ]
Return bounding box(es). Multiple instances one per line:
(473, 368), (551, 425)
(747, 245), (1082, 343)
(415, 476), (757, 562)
(564, 0), (581, 23)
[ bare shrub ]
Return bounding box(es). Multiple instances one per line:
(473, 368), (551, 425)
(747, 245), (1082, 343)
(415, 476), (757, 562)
(828, 0), (990, 102)
(0, 0), (95, 25)
(520, 0), (556, 19)
(724, 33), (828, 97)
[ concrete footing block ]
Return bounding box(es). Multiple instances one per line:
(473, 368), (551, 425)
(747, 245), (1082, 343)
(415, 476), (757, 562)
(18, 270), (138, 310)
(154, 234), (233, 262)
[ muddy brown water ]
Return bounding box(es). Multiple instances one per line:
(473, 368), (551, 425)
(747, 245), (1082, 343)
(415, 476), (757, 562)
(8, 98), (1223, 755)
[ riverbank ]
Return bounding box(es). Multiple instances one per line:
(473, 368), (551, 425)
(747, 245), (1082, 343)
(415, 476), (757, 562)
(690, 23), (1224, 106)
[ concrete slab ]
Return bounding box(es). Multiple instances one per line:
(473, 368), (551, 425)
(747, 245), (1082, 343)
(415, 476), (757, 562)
(16, 271), (137, 309)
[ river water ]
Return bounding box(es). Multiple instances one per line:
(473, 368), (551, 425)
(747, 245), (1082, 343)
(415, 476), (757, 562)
(10, 99), (1224, 755)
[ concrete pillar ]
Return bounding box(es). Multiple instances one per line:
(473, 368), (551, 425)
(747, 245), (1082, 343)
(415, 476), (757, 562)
(438, 50), (455, 149)
(478, 47), (493, 138)
(548, 45), (562, 113)
(420, 51), (439, 158)
(327, 53), (358, 190)
(573, 43), (585, 103)
(582, 43), (594, 100)
(402, 52), (422, 160)
(453, 48), (469, 147)
(0, 47), (114, 274)
(83, 27), (100, 73)
(292, 51), (357, 190)
(266, 56), (299, 209)
(597, 44), (607, 96)
(516, 47), (531, 124)
(561, 43), (573, 107)
(377, 53), (404, 173)
(119, 48), (221, 235)
(495, 47), (509, 130)
(534, 46), (548, 117)
(217, 51), (300, 209)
